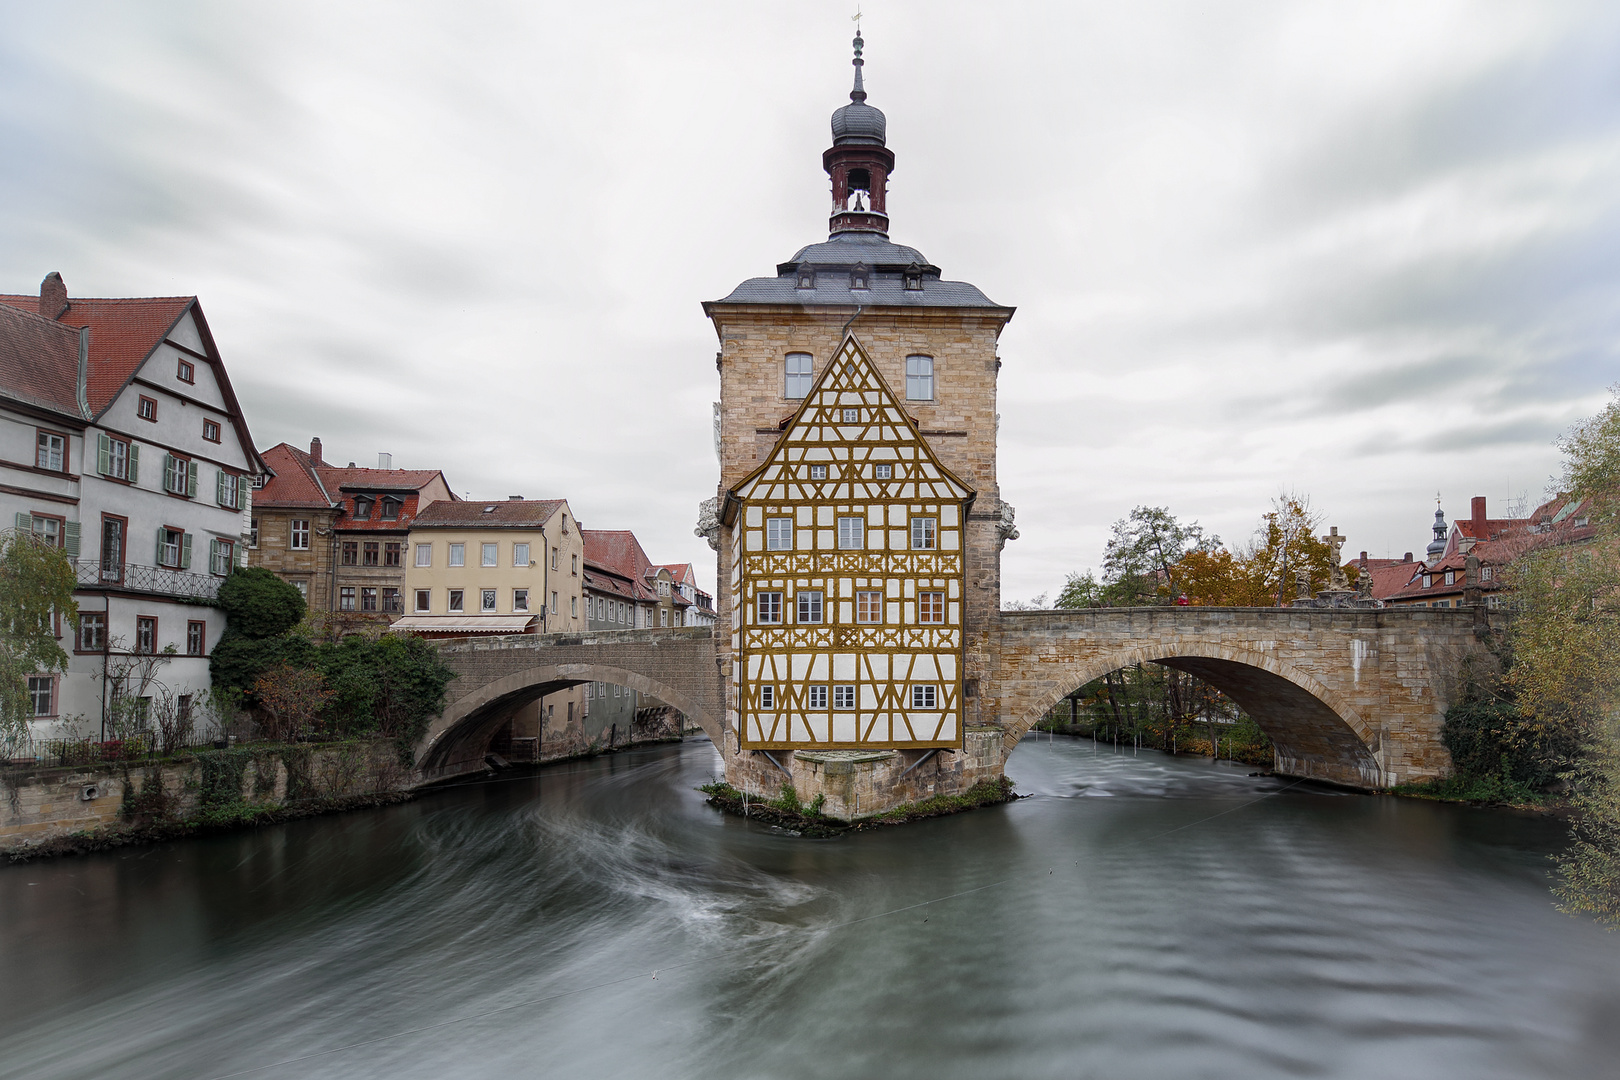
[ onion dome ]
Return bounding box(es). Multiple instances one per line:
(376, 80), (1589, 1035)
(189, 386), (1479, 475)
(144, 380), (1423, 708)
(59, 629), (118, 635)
(831, 30), (886, 146)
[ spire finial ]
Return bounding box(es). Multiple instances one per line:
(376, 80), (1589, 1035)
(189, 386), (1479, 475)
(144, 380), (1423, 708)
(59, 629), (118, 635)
(850, 10), (866, 102)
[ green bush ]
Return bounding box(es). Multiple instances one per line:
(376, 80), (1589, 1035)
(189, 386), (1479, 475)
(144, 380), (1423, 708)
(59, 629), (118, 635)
(1442, 693), (1577, 791)
(216, 567), (306, 639)
(209, 630), (318, 699)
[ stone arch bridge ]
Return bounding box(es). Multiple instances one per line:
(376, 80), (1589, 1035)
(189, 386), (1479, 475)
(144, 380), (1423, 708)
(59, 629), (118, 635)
(418, 609), (1493, 792)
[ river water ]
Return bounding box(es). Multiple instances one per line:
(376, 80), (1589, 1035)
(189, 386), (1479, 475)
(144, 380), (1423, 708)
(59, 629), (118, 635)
(2, 736), (1618, 1080)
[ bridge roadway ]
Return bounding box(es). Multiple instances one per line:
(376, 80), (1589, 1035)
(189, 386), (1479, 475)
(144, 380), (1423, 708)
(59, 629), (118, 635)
(419, 607), (1495, 790)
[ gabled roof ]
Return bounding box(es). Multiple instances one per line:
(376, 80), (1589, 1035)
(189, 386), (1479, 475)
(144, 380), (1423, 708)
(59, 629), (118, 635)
(731, 334), (975, 509)
(0, 301), (84, 420)
(583, 529), (663, 602)
(1351, 558), (1423, 602)
(412, 498), (561, 527)
(255, 443), (333, 509)
(318, 466), (449, 493)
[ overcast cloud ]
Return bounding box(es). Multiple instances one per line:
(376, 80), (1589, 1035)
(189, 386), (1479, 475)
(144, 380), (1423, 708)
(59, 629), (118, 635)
(3, 0), (1617, 601)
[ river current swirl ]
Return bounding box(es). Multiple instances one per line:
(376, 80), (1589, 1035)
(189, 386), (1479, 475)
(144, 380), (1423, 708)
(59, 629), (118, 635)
(2, 736), (1618, 1079)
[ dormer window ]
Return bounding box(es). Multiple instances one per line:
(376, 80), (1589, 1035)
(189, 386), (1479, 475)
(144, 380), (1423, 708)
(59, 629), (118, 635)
(353, 496), (372, 520)
(796, 264), (817, 289)
(1422, 574), (1432, 588)
(904, 262), (924, 291)
(380, 497), (400, 521)
(849, 262), (870, 290)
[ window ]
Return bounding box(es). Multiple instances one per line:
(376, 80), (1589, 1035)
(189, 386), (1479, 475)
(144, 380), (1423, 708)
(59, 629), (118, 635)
(571, 596), (579, 617)
(1444, 571), (1455, 586)
(353, 497), (372, 521)
(186, 620), (205, 656)
(252, 474), (265, 489)
(785, 353), (813, 399)
(514, 589), (529, 611)
(906, 355), (934, 400)
(382, 588), (401, 613)
(571, 554), (578, 575)
(874, 463), (891, 480)
(760, 685), (775, 709)
(360, 587), (378, 612)
(36, 430), (66, 471)
(617, 602), (626, 623)
(841, 408), (860, 423)
(27, 676), (54, 717)
(856, 590), (882, 623)
(380, 498), (400, 521)
(217, 470), (241, 508)
(911, 685), (938, 709)
(291, 520), (310, 550)
(100, 515), (126, 581)
(210, 538), (234, 576)
(340, 587), (356, 611)
(363, 542), (380, 567)
(342, 541), (359, 566)
(514, 542), (530, 566)
(481, 589), (497, 612)
(658, 580), (671, 597)
(550, 590), (558, 615)
(1422, 575), (1432, 588)
(1482, 566), (1494, 581)
(415, 543), (432, 567)
(807, 685), (828, 709)
(135, 616), (157, 654)
(911, 517), (937, 550)
(157, 526), (185, 568)
(766, 517), (793, 550)
(79, 612), (105, 651)
(797, 590), (823, 624)
(449, 543), (465, 567)
(178, 695), (193, 727)
(292, 580), (308, 599)
(29, 514), (63, 548)
(138, 396), (157, 421)
(551, 547), (558, 570)
(918, 591), (945, 624)
(837, 517), (864, 550)
(164, 454), (194, 496)
(446, 589), (464, 613)
(384, 542), (401, 567)
(202, 419), (221, 442)
(833, 685), (856, 710)
(99, 434), (134, 481)
(809, 464), (828, 480)
(414, 589), (431, 613)
(482, 543), (498, 567)
(757, 592), (783, 624)
(177, 358), (194, 383)
(249, 518), (259, 548)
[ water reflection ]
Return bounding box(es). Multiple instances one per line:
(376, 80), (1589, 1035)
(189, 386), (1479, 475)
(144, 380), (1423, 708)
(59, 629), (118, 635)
(1, 736), (1616, 1080)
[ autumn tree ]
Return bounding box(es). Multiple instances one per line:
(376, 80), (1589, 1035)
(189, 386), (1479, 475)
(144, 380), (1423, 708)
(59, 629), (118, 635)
(253, 663), (334, 743)
(0, 529), (79, 755)
(1098, 506), (1220, 606)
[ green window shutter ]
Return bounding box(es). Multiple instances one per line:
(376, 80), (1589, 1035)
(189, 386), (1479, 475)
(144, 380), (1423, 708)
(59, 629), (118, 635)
(237, 481), (247, 511)
(164, 453), (175, 491)
(181, 533), (193, 570)
(156, 527), (167, 564)
(215, 469), (225, 505)
(97, 433), (110, 476)
(127, 444), (139, 484)
(64, 521), (80, 557)
(14, 512), (30, 532)
(187, 460), (197, 498)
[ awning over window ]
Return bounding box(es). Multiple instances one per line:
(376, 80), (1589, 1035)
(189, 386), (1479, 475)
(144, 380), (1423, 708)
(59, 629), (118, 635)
(388, 615), (537, 634)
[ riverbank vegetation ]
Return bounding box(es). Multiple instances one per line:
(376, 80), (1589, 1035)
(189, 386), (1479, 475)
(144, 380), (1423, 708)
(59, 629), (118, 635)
(0, 529), (78, 760)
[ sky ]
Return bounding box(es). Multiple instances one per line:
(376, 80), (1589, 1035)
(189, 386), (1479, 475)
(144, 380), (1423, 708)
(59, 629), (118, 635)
(3, 0), (1618, 603)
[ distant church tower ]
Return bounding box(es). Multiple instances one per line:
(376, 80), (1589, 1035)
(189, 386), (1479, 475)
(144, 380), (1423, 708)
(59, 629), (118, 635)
(701, 31), (1016, 788)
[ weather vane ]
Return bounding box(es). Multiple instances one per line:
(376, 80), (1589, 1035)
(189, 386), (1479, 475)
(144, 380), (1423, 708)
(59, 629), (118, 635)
(852, 7), (862, 33)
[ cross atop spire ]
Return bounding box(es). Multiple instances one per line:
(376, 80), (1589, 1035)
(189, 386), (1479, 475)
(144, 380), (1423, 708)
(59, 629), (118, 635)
(850, 18), (866, 102)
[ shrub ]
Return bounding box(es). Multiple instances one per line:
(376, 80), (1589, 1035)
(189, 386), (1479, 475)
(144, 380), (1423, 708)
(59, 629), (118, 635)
(216, 567), (306, 639)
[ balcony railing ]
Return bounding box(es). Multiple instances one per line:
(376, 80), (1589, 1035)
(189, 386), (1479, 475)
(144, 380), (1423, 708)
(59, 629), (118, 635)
(74, 560), (223, 601)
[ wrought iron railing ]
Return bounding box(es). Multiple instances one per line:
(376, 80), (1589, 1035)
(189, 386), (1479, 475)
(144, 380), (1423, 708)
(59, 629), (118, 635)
(74, 560), (223, 600)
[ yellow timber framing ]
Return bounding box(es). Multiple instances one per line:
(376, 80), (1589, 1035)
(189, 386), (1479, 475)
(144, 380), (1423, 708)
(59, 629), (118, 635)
(726, 334), (975, 751)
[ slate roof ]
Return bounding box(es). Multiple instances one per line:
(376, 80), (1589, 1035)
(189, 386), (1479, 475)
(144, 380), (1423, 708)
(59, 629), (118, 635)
(707, 233), (1011, 312)
(255, 443), (333, 509)
(0, 301), (83, 419)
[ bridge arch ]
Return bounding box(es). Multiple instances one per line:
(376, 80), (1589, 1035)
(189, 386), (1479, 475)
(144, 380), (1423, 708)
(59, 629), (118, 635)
(1002, 642), (1385, 788)
(418, 661), (724, 778)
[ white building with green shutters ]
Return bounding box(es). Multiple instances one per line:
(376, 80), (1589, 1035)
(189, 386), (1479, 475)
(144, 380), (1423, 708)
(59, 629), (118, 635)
(0, 274), (261, 744)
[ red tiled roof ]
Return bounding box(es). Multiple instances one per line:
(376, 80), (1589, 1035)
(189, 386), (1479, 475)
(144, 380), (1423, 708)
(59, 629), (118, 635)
(584, 529), (663, 602)
(411, 498), (562, 527)
(0, 292), (193, 416)
(255, 443), (332, 508)
(0, 301), (83, 419)
(318, 466), (449, 493)
(1353, 559), (1423, 601)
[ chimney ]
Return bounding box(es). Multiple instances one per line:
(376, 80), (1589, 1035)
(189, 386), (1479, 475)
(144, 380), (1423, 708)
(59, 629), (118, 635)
(39, 272), (68, 320)
(1471, 495), (1487, 538)
(1404, 552), (1412, 562)
(378, 452), (392, 469)
(508, 495), (523, 501)
(309, 437), (323, 465)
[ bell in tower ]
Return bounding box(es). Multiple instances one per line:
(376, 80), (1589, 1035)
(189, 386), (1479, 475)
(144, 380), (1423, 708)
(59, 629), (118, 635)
(825, 30), (893, 238)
